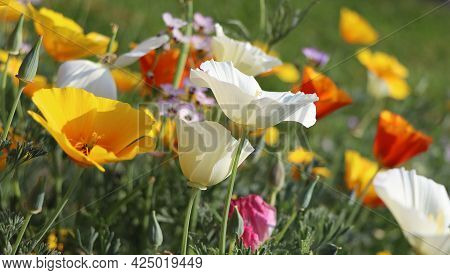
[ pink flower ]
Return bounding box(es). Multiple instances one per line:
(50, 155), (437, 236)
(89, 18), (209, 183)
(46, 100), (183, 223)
(230, 195), (277, 251)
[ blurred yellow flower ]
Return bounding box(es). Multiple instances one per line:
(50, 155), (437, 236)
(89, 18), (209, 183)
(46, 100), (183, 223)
(153, 118), (177, 153)
(28, 5), (117, 61)
(0, 49), (21, 76)
(47, 228), (70, 252)
(111, 68), (141, 93)
(312, 167), (331, 179)
(345, 150), (381, 207)
(264, 127), (279, 147)
(253, 41), (299, 83)
(357, 49), (409, 100)
(376, 250), (391, 255)
(0, 0), (27, 22)
(28, 88), (157, 172)
(288, 147), (314, 164)
(339, 8), (378, 45)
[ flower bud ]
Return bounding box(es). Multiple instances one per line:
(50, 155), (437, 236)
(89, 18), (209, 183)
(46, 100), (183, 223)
(6, 14), (24, 55)
(26, 177), (46, 214)
(149, 210), (163, 249)
(301, 176), (319, 210)
(270, 156), (285, 192)
(228, 206), (244, 238)
(16, 36), (42, 84)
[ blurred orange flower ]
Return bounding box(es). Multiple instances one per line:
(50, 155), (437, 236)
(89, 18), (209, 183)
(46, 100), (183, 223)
(294, 66), (352, 119)
(357, 49), (409, 100)
(140, 48), (199, 88)
(339, 7), (378, 45)
(345, 150), (381, 207)
(0, 127), (23, 171)
(28, 88), (157, 172)
(28, 5), (116, 61)
(23, 75), (50, 97)
(374, 110), (432, 168)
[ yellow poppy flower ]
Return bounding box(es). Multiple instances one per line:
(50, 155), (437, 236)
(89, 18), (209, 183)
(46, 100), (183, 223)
(28, 88), (157, 172)
(376, 250), (391, 255)
(287, 147), (315, 164)
(111, 69), (141, 93)
(264, 127), (280, 147)
(339, 8), (378, 45)
(357, 49), (409, 100)
(28, 5), (117, 61)
(344, 150), (381, 207)
(0, 0), (27, 22)
(312, 167), (331, 179)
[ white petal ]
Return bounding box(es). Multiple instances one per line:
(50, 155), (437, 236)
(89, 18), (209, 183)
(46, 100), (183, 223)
(176, 119), (254, 188)
(211, 24), (282, 76)
(190, 60), (318, 128)
(374, 168), (450, 254)
(56, 60), (117, 99)
(114, 35), (169, 68)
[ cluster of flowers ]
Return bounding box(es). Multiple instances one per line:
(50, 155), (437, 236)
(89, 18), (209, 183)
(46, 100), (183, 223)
(0, 0), (448, 255)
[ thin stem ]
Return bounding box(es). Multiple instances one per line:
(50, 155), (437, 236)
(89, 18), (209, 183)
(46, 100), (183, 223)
(11, 212), (32, 255)
(172, 0), (193, 88)
(181, 187), (200, 255)
(107, 24), (118, 55)
(0, 53), (11, 124)
(30, 168), (84, 252)
(1, 82), (25, 141)
(352, 99), (384, 138)
(219, 136), (246, 254)
(228, 238), (236, 255)
(273, 208), (298, 244)
(259, 0), (266, 36)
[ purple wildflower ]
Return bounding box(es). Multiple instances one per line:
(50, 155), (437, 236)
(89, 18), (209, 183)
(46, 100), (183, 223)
(193, 12), (214, 34)
(160, 83), (185, 98)
(302, 47), (330, 67)
(162, 12), (187, 29)
(172, 28), (190, 44)
(190, 35), (211, 51)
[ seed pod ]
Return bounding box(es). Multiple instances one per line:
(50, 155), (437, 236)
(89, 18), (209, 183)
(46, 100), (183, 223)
(16, 36), (42, 84)
(26, 177), (46, 214)
(228, 206), (244, 238)
(149, 210), (163, 249)
(301, 176), (319, 210)
(6, 14), (24, 55)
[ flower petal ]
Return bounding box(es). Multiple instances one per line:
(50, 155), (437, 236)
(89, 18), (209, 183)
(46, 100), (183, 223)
(114, 35), (169, 68)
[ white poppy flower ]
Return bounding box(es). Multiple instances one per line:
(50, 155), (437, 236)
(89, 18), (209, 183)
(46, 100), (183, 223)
(56, 60), (117, 99)
(374, 168), (450, 255)
(176, 118), (254, 190)
(211, 24), (282, 76)
(56, 35), (169, 99)
(190, 60), (318, 129)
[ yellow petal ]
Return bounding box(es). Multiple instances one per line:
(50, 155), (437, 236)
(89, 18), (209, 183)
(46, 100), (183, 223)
(264, 127), (279, 147)
(0, 0), (27, 22)
(273, 63), (300, 83)
(340, 8), (378, 45)
(385, 76), (410, 100)
(111, 69), (141, 92)
(287, 147), (314, 164)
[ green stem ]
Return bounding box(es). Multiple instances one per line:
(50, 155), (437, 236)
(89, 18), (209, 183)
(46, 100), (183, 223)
(1, 82), (25, 141)
(259, 0), (266, 36)
(172, 0), (193, 88)
(0, 53), (11, 124)
(181, 187), (200, 255)
(273, 208), (298, 244)
(228, 238), (236, 255)
(352, 99), (384, 138)
(31, 168), (83, 252)
(219, 136), (246, 254)
(11, 212), (32, 255)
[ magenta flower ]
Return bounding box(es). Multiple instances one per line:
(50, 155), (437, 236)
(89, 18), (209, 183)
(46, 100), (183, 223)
(193, 12), (214, 34)
(230, 195), (277, 251)
(302, 47), (330, 67)
(162, 12), (187, 29)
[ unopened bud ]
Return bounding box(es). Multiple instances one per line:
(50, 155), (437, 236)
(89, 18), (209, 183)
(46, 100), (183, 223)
(228, 206), (244, 238)
(301, 176), (319, 210)
(16, 36), (42, 84)
(270, 156), (285, 192)
(6, 14), (24, 55)
(26, 177), (46, 214)
(149, 210), (163, 248)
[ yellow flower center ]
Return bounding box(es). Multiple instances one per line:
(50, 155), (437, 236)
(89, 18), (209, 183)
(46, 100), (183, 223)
(73, 132), (103, 156)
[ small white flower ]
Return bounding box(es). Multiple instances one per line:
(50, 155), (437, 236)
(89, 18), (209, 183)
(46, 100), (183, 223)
(374, 168), (450, 255)
(190, 60), (318, 129)
(211, 24), (282, 76)
(176, 119), (254, 190)
(56, 35), (169, 99)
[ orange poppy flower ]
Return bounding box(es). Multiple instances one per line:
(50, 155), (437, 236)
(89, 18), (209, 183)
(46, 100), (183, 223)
(374, 110), (432, 168)
(139, 48), (199, 88)
(293, 66), (352, 119)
